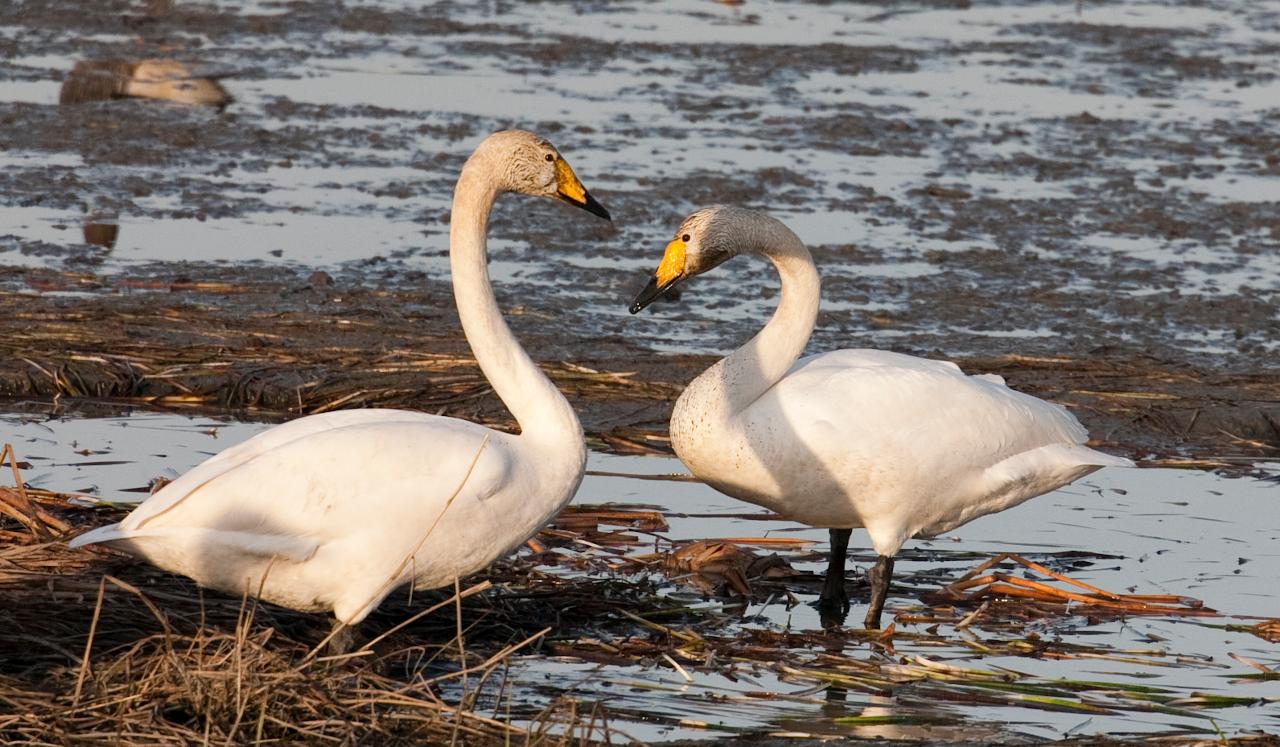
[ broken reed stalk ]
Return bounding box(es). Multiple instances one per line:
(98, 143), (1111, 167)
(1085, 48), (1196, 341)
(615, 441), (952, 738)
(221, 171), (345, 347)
(104, 574), (176, 646)
(72, 575), (106, 706)
(454, 576), (468, 717)
(355, 581), (492, 655)
(940, 553), (1215, 617)
(428, 626), (552, 689)
(0, 443), (70, 536)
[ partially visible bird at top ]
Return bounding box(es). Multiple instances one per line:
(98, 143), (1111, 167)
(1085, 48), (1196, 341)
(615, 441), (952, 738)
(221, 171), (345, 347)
(59, 59), (230, 107)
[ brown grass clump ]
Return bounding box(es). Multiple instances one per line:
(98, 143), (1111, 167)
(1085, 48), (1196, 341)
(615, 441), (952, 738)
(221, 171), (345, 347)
(4, 619), (495, 744)
(0, 488), (605, 746)
(0, 562), (577, 745)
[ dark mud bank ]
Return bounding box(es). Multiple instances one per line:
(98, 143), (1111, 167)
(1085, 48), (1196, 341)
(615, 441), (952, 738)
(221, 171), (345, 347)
(2, 266), (1276, 467)
(2, 0), (1278, 375)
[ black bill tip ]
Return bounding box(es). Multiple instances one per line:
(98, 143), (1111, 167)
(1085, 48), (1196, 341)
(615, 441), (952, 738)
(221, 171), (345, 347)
(560, 188), (612, 222)
(629, 274), (676, 314)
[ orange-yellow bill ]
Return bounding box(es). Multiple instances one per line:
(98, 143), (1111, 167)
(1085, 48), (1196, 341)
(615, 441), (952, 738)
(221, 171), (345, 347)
(554, 157), (610, 220)
(630, 238), (686, 314)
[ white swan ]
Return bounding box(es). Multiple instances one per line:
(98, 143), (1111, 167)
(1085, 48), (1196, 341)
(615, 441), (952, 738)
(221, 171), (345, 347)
(70, 130), (611, 628)
(629, 206), (1131, 628)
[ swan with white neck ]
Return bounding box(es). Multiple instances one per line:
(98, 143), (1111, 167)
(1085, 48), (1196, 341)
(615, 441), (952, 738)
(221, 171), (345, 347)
(70, 130), (610, 628)
(631, 206), (1131, 628)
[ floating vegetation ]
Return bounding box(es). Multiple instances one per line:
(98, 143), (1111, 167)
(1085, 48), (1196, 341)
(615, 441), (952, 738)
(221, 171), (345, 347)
(0, 285), (687, 460)
(932, 553), (1215, 619)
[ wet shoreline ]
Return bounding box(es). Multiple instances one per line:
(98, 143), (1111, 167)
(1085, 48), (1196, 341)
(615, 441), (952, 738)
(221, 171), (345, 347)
(3, 1), (1278, 375)
(3, 264), (1277, 468)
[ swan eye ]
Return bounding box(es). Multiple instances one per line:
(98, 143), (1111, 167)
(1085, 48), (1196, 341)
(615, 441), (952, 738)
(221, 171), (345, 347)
(544, 153), (555, 162)
(681, 233), (691, 242)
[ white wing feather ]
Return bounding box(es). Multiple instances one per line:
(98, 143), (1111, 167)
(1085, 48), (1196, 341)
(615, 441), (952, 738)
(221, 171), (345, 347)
(784, 349), (1090, 453)
(699, 348), (1131, 553)
(70, 415), (527, 622)
(116, 409), (440, 534)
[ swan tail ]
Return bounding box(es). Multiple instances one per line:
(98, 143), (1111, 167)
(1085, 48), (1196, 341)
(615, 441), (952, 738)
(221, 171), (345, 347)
(1054, 443), (1134, 469)
(984, 442), (1133, 496)
(923, 443), (1135, 539)
(68, 525), (319, 564)
(67, 523), (125, 549)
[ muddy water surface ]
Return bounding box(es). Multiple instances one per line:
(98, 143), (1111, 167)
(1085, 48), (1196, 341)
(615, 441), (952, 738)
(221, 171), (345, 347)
(1, 0), (1277, 366)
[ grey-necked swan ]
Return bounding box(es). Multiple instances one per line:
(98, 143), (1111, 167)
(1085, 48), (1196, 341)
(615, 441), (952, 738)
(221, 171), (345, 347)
(629, 206), (1130, 628)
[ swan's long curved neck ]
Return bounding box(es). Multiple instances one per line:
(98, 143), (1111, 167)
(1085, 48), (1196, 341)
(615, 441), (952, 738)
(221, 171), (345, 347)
(449, 160), (581, 446)
(703, 220), (820, 414)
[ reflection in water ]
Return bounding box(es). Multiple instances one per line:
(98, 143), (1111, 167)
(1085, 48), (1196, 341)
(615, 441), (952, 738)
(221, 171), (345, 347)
(842, 695), (1000, 742)
(82, 222), (119, 249)
(59, 59), (230, 107)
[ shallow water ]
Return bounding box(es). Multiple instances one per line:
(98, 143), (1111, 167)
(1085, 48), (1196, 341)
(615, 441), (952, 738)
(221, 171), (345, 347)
(1, 0), (1277, 365)
(3, 408), (1277, 742)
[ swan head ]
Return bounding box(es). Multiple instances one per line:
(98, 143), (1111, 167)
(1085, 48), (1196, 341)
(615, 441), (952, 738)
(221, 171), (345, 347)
(473, 130), (611, 221)
(630, 205), (754, 313)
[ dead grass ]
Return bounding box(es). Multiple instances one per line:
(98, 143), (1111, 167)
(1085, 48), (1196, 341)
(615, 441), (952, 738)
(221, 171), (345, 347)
(4, 277), (1280, 465)
(0, 281), (684, 459)
(0, 462), (621, 745)
(0, 533), (606, 746)
(2, 442), (1278, 744)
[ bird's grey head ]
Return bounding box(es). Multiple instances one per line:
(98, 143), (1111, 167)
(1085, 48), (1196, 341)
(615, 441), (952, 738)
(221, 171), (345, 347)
(470, 130), (611, 220)
(630, 205), (771, 313)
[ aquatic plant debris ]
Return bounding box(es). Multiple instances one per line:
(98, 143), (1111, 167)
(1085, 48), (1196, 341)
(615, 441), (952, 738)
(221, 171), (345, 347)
(933, 552), (1216, 619)
(2, 283), (1276, 469)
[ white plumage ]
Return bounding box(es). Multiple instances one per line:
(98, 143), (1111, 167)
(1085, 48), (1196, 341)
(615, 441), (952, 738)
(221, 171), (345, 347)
(692, 348), (1124, 554)
(70, 130), (612, 625)
(72, 412), (523, 623)
(631, 206), (1131, 627)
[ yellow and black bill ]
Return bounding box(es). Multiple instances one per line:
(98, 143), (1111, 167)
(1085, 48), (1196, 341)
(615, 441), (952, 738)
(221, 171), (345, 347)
(629, 237), (686, 314)
(554, 157), (611, 221)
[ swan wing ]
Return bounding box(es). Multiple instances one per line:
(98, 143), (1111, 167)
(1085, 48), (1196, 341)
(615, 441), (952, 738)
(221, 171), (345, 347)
(781, 348), (1090, 453)
(113, 409), (440, 534)
(70, 418), (524, 622)
(75, 526), (323, 563)
(735, 349), (1131, 551)
(70, 415), (510, 549)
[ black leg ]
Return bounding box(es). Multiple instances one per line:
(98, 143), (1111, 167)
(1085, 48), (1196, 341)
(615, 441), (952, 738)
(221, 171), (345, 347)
(863, 554), (895, 629)
(818, 528), (852, 628)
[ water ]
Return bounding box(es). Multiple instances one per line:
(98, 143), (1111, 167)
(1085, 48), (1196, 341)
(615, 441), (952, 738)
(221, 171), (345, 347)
(1, 0), (1278, 363)
(3, 408), (1277, 742)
